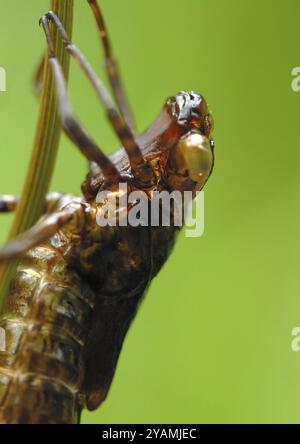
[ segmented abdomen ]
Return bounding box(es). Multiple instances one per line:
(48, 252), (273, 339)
(0, 242), (95, 424)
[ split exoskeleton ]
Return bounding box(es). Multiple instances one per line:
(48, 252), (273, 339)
(0, 0), (214, 424)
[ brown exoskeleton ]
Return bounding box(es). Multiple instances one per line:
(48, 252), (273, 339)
(0, 1), (214, 424)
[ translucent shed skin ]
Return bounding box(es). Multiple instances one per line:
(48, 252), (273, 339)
(0, 92), (214, 424)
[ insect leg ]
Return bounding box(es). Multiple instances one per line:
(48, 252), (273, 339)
(0, 196), (19, 213)
(41, 12), (154, 185)
(33, 56), (45, 97)
(86, 0), (136, 132)
(39, 17), (120, 183)
(0, 203), (84, 263)
(0, 192), (65, 214)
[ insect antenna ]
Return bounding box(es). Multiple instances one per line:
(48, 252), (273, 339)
(86, 0), (136, 132)
(40, 15), (120, 182)
(41, 12), (154, 185)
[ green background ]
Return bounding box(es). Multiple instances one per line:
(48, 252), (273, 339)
(0, 0), (300, 424)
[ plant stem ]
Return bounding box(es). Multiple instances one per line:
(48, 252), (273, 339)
(0, 0), (74, 312)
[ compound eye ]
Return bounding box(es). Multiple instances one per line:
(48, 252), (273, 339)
(178, 133), (213, 181)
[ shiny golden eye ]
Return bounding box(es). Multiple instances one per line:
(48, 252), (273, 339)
(177, 132), (214, 184)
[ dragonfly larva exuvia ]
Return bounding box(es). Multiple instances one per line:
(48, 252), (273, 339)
(0, 0), (215, 424)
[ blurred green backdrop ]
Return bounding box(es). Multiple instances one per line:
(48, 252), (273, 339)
(1, 0), (300, 424)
